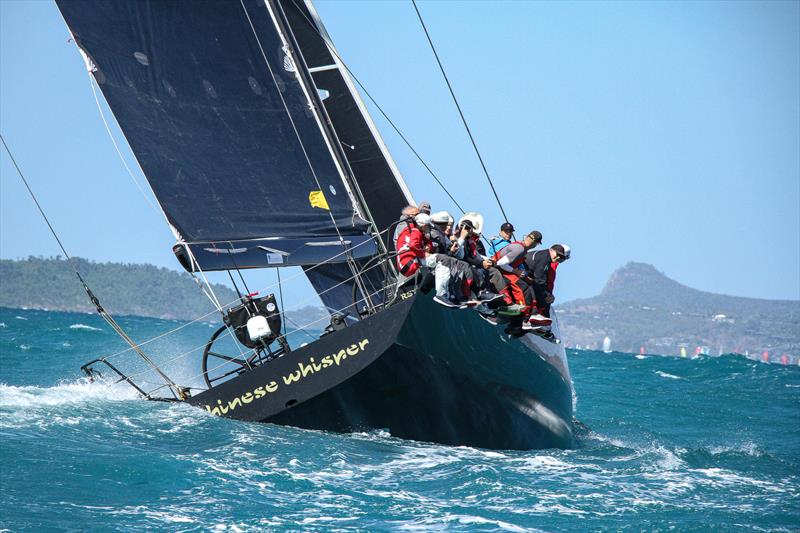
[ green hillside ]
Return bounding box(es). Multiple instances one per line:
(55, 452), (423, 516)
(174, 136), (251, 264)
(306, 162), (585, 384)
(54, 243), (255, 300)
(0, 256), (239, 321)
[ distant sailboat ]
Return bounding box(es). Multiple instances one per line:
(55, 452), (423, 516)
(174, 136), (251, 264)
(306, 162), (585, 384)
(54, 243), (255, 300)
(602, 336), (612, 353)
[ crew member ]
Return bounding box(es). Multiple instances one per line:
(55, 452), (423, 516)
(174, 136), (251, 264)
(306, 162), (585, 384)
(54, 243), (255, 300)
(392, 205), (420, 251)
(489, 222), (517, 255)
(429, 211), (455, 255)
(524, 244), (568, 325)
(547, 244), (570, 295)
(395, 212), (430, 277)
(492, 231), (542, 310)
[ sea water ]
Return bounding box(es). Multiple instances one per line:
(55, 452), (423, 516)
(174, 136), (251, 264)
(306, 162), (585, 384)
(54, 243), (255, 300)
(0, 307), (797, 531)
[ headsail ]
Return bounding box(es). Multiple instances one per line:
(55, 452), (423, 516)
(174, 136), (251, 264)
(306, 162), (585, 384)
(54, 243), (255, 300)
(276, 0), (415, 315)
(280, 0), (414, 233)
(56, 0), (376, 270)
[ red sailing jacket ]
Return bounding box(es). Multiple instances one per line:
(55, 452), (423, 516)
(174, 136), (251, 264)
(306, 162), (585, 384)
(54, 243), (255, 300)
(396, 224), (429, 276)
(547, 261), (559, 293)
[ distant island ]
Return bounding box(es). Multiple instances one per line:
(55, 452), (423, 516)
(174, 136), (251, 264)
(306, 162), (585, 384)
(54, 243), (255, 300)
(1, 257), (798, 359)
(558, 262), (799, 358)
(0, 257), (328, 326)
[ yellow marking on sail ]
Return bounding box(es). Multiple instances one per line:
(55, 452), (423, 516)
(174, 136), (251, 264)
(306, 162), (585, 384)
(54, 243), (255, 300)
(308, 190), (330, 210)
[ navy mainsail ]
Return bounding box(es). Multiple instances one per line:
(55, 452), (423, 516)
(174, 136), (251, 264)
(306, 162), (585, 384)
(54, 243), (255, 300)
(56, 0), (375, 270)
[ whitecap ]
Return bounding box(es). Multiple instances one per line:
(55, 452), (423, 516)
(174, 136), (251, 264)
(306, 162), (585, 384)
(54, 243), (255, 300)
(0, 322), (6, 328)
(15, 316), (27, 321)
(69, 323), (102, 331)
(0, 379), (138, 408)
(635, 355), (648, 359)
(655, 371), (683, 380)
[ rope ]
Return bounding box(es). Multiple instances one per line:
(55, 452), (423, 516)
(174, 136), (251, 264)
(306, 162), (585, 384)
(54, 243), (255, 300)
(87, 75), (162, 216)
(0, 133), (185, 400)
(411, 0), (511, 224)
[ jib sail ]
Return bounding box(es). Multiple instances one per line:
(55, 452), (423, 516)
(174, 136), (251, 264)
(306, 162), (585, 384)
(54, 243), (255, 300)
(275, 0), (415, 315)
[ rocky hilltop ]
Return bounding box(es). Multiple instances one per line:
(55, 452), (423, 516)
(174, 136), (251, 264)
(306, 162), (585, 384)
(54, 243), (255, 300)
(557, 262), (799, 357)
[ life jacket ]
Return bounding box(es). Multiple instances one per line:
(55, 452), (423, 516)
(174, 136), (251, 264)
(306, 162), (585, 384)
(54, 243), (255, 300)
(492, 241), (526, 269)
(395, 223), (427, 276)
(489, 236), (511, 255)
(493, 242), (528, 307)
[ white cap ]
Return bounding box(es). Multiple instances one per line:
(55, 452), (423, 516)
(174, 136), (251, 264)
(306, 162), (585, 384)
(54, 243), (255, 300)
(415, 213), (431, 226)
(430, 211), (451, 224)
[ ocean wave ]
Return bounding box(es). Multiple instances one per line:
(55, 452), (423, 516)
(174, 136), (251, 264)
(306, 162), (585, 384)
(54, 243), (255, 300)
(0, 379), (138, 409)
(69, 323), (103, 332)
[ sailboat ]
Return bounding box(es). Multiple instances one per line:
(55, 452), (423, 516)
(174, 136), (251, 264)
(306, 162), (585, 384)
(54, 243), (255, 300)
(55, 0), (574, 450)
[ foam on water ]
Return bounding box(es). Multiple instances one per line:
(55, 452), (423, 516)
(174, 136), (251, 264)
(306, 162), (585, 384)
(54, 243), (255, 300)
(0, 378), (138, 408)
(69, 323), (103, 331)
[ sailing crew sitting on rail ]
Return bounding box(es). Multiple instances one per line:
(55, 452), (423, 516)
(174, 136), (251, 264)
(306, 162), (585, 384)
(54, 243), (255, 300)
(392, 204), (420, 252)
(450, 218), (502, 304)
(522, 244), (568, 327)
(418, 201), (432, 215)
(488, 222), (516, 255)
(491, 231), (542, 311)
(395, 212), (430, 277)
(420, 214), (469, 307)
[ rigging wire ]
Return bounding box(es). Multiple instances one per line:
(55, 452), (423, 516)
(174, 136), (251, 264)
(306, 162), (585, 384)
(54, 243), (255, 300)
(86, 225), (391, 365)
(0, 133), (185, 400)
(410, 0), (511, 224)
(241, 0), (374, 311)
(111, 255), (395, 390)
(140, 278), (394, 396)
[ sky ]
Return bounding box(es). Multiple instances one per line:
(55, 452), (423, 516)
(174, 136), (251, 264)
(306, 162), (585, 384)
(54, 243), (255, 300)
(1, 0), (798, 307)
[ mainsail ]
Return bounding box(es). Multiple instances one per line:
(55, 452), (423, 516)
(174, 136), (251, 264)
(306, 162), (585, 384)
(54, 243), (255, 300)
(57, 0), (414, 315)
(56, 0), (379, 271)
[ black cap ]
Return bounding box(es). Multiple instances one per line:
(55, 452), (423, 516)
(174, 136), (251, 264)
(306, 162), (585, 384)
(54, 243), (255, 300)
(526, 230), (543, 243)
(500, 222), (515, 233)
